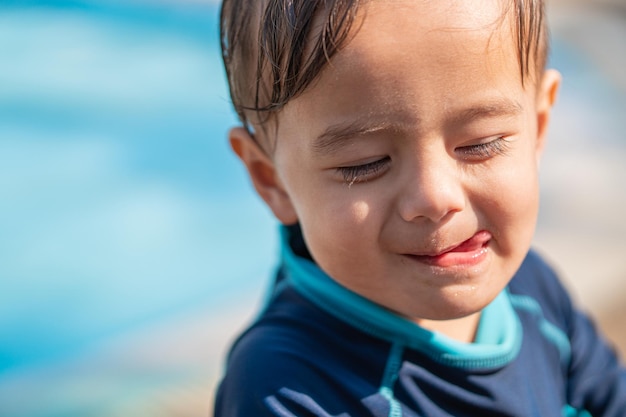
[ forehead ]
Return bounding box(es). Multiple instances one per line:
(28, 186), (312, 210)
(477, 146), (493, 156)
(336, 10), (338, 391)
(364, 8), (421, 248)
(362, 0), (507, 28)
(345, 1), (515, 87)
(272, 0), (526, 141)
(339, 0), (511, 68)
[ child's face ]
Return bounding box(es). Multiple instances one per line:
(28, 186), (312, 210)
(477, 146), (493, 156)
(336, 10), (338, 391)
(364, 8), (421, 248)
(234, 1), (560, 322)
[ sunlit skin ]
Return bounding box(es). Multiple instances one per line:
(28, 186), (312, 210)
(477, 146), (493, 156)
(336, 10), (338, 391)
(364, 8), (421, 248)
(231, 0), (560, 342)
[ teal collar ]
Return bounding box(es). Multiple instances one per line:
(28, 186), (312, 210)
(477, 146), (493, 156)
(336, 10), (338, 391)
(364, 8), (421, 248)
(280, 226), (522, 369)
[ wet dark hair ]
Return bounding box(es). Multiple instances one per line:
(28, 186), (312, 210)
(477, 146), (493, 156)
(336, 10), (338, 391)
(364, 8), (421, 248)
(220, 0), (548, 135)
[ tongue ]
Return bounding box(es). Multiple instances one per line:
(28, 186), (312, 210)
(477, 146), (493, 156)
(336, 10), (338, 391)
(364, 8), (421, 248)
(447, 231), (490, 254)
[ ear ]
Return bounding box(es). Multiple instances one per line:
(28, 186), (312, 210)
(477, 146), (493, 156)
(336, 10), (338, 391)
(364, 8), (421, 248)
(534, 69), (562, 160)
(229, 127), (299, 225)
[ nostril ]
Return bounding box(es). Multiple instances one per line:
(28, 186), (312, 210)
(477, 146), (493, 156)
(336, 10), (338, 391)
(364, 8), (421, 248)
(398, 184), (465, 224)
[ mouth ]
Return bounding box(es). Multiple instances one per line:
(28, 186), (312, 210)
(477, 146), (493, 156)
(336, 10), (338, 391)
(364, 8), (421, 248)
(405, 231), (492, 268)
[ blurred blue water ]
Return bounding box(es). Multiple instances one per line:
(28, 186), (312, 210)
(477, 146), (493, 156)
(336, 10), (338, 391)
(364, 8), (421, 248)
(0, 1), (276, 375)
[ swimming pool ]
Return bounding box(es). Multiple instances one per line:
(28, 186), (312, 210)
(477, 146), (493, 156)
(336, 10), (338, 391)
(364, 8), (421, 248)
(0, 0), (275, 377)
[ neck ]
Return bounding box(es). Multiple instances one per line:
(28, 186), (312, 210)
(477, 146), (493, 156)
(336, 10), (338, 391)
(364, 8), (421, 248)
(416, 312), (482, 343)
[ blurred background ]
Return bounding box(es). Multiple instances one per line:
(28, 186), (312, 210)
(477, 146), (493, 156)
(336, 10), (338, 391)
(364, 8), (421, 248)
(0, 0), (624, 416)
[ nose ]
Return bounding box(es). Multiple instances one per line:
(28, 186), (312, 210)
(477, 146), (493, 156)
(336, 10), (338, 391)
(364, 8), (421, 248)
(397, 152), (466, 224)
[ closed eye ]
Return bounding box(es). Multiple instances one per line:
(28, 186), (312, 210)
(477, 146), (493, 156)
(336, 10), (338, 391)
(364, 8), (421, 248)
(456, 138), (511, 160)
(336, 156), (391, 185)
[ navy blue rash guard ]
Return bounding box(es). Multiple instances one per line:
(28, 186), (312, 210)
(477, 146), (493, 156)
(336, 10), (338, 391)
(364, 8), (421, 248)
(214, 225), (626, 416)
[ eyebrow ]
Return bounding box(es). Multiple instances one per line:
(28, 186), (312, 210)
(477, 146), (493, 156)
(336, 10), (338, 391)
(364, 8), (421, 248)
(312, 116), (415, 156)
(448, 99), (524, 126)
(311, 99), (524, 156)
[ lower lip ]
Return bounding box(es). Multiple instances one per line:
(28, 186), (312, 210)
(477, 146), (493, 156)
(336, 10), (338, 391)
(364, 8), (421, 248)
(406, 231), (491, 268)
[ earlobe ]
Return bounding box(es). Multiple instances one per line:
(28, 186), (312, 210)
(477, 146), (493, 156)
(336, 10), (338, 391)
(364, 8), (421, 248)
(229, 127), (299, 225)
(535, 69), (562, 160)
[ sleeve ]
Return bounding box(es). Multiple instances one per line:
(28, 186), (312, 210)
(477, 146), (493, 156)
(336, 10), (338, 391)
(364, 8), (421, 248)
(565, 306), (626, 417)
(213, 344), (335, 417)
(213, 325), (314, 417)
(511, 251), (626, 416)
(212, 322), (366, 417)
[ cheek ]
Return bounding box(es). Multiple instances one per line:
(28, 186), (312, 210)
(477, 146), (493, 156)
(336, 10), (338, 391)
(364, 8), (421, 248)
(347, 200), (372, 225)
(295, 189), (384, 271)
(478, 160), (540, 250)
(490, 182), (539, 229)
(285, 162), (382, 232)
(299, 194), (376, 243)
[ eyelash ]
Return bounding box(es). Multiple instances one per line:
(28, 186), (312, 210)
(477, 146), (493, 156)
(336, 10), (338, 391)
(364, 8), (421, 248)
(337, 157), (391, 185)
(335, 138), (508, 185)
(457, 137), (510, 159)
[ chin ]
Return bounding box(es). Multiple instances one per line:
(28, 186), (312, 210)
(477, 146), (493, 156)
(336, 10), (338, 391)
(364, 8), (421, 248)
(423, 288), (499, 321)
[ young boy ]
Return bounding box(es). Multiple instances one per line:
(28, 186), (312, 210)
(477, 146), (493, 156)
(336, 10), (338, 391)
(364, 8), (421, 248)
(215, 0), (626, 415)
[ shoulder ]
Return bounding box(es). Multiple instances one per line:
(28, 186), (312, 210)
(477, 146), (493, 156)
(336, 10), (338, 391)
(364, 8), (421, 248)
(508, 249), (563, 295)
(214, 290), (327, 415)
(214, 284), (389, 416)
(507, 249), (574, 327)
(510, 253), (626, 414)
